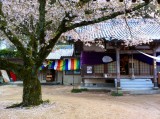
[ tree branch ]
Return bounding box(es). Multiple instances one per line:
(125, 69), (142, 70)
(37, 0), (46, 44)
(0, 26), (28, 57)
(66, 2), (149, 30)
(0, 2), (27, 58)
(35, 17), (67, 67)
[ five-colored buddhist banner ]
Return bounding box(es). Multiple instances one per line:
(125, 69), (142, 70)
(47, 58), (80, 71)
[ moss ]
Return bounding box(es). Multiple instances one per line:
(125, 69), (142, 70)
(6, 103), (23, 109)
(6, 100), (50, 109)
(43, 99), (50, 104)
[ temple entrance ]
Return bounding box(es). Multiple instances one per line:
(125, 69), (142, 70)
(50, 69), (56, 81)
(120, 55), (129, 75)
(46, 69), (56, 82)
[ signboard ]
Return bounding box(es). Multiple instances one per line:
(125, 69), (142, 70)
(87, 66), (93, 74)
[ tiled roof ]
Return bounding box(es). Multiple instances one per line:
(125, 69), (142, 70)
(75, 19), (160, 41)
(46, 45), (74, 60)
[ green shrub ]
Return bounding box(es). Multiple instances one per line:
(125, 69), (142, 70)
(80, 88), (88, 91)
(71, 88), (88, 93)
(111, 91), (123, 96)
(71, 89), (82, 93)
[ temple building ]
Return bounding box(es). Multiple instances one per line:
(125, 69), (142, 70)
(40, 19), (160, 91)
(72, 19), (160, 90)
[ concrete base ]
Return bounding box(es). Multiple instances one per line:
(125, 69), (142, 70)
(117, 87), (122, 90)
(153, 87), (159, 90)
(124, 89), (160, 95)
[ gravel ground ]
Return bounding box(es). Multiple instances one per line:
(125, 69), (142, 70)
(0, 85), (160, 119)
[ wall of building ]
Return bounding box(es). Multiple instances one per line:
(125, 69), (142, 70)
(38, 69), (48, 82)
(84, 79), (105, 84)
(62, 71), (82, 85)
(38, 69), (82, 85)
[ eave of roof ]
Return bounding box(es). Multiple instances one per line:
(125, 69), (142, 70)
(46, 45), (74, 60)
(75, 19), (160, 41)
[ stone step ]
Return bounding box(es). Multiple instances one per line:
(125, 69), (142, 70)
(121, 84), (153, 88)
(122, 87), (153, 90)
(115, 78), (154, 90)
(120, 79), (152, 82)
(121, 82), (153, 85)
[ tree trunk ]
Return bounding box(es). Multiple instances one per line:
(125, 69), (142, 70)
(22, 69), (42, 106)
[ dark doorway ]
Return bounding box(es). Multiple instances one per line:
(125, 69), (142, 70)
(50, 69), (56, 81)
(120, 55), (129, 75)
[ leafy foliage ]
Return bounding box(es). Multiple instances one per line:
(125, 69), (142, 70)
(0, 49), (20, 58)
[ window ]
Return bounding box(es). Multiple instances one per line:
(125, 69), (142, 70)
(65, 70), (81, 75)
(107, 62), (116, 74)
(94, 64), (104, 73)
(157, 65), (160, 73)
(140, 61), (151, 75)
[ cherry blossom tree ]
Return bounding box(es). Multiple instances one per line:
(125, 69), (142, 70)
(0, 0), (158, 107)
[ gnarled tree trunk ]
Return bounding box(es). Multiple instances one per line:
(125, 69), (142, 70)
(22, 69), (42, 106)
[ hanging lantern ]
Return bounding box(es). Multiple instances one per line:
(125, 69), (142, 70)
(119, 0), (123, 2)
(132, 0), (136, 2)
(158, 0), (160, 4)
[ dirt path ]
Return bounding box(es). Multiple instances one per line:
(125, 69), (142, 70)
(0, 85), (160, 119)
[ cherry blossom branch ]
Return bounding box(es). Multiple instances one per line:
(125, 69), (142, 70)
(66, 2), (149, 30)
(0, 2), (27, 58)
(35, 2), (149, 67)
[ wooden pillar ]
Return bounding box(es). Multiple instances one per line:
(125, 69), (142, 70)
(116, 48), (121, 89)
(131, 52), (135, 79)
(81, 65), (85, 86)
(153, 49), (158, 89)
(62, 71), (64, 85)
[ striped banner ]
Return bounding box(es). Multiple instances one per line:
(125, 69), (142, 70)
(65, 59), (80, 70)
(48, 59), (80, 71)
